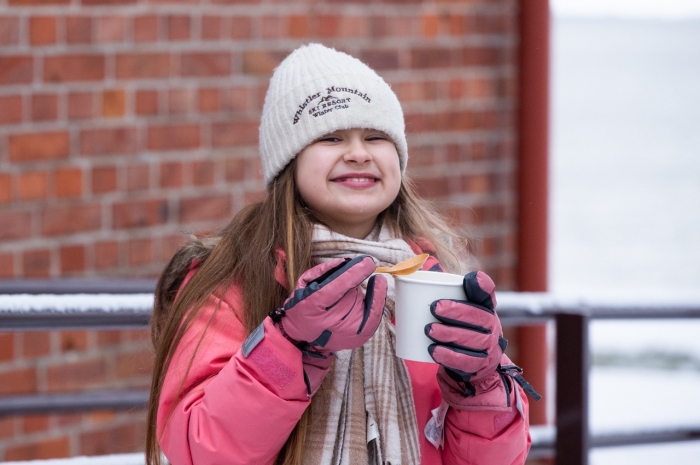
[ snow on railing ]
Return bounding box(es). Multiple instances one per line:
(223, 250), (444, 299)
(1, 453), (146, 465)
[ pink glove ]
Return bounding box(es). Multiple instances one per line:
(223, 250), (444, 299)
(426, 271), (540, 409)
(269, 255), (387, 393)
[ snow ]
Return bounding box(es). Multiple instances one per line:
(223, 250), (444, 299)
(551, 14), (700, 464)
(0, 294), (154, 314)
(0, 453), (145, 465)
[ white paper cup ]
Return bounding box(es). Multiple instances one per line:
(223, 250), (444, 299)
(394, 270), (466, 363)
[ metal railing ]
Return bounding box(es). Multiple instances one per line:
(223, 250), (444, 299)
(2, 280), (700, 464)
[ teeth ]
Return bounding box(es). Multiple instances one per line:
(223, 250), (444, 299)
(342, 177), (374, 182)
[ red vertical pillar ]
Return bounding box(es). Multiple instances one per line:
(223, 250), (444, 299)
(516, 0), (550, 426)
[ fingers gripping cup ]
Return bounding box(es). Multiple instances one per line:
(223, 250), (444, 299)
(394, 270), (466, 363)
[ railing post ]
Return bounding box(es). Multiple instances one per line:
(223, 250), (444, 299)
(555, 312), (589, 465)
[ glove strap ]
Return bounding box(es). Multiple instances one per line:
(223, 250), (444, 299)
(498, 364), (542, 401)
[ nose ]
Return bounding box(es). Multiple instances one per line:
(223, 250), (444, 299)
(343, 136), (371, 164)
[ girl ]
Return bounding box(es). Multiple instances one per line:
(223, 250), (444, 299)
(146, 43), (537, 465)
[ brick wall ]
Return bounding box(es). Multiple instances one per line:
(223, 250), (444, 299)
(0, 0), (520, 460)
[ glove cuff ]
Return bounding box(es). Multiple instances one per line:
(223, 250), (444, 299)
(302, 352), (334, 396)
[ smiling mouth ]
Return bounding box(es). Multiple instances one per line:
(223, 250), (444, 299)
(332, 175), (379, 183)
(334, 177), (377, 182)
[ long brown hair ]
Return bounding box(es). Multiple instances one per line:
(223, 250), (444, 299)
(145, 160), (468, 465)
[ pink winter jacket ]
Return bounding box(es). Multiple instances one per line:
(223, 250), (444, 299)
(157, 251), (531, 465)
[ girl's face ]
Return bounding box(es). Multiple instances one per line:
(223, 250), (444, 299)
(295, 128), (402, 239)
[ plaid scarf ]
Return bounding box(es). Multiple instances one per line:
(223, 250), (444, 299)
(302, 224), (422, 465)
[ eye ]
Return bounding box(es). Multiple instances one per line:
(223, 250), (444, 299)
(366, 132), (390, 142)
(316, 134), (341, 143)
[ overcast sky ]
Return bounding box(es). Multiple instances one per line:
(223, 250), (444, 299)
(551, 0), (700, 19)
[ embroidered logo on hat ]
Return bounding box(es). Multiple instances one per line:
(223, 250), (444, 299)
(293, 87), (372, 124)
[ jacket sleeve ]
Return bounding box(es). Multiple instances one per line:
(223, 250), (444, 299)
(441, 387), (532, 464)
(157, 283), (312, 465)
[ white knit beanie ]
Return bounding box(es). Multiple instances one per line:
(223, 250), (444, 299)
(259, 43), (408, 187)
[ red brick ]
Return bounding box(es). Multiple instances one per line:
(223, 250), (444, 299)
(5, 436), (70, 461)
(316, 14), (340, 38)
(222, 86), (250, 112)
(97, 15), (126, 42)
(101, 89), (125, 117)
(47, 358), (108, 391)
(91, 165), (117, 194)
(55, 167), (82, 198)
(9, 0), (68, 4)
(242, 50), (281, 75)
(68, 92), (94, 119)
(211, 120), (258, 147)
(201, 16), (222, 40)
(126, 164), (150, 191)
(180, 52), (231, 77)
(66, 16), (92, 43)
(180, 194), (231, 223)
(191, 160), (215, 186)
(60, 330), (89, 352)
(158, 233), (185, 261)
(168, 88), (195, 114)
(136, 89), (159, 115)
(22, 331), (51, 358)
(79, 423), (140, 456)
(128, 238), (152, 266)
(230, 16), (252, 39)
(54, 413), (81, 427)
(97, 329), (121, 346)
(0, 211), (31, 241)
(112, 199), (168, 229)
(41, 204), (102, 236)
(0, 332), (14, 360)
(44, 55), (105, 82)
(23, 415), (50, 434)
(288, 15), (308, 38)
(134, 15), (158, 42)
(0, 367), (37, 395)
(81, 127), (137, 156)
(148, 124), (200, 151)
(225, 157), (246, 182)
(460, 46), (506, 67)
(94, 241), (119, 269)
(168, 15), (190, 40)
(116, 52), (170, 79)
(82, 0), (137, 5)
(0, 95), (22, 124)
(360, 50), (399, 71)
(260, 15), (284, 39)
(60, 244), (85, 273)
(0, 17), (20, 45)
(0, 174), (11, 204)
(30, 16), (57, 45)
(160, 161), (182, 188)
(31, 93), (58, 121)
(23, 249), (51, 277)
(0, 416), (14, 439)
(340, 16), (367, 38)
(0, 56), (34, 85)
(411, 47), (454, 68)
(422, 14), (439, 37)
(115, 349), (153, 379)
(19, 171), (48, 200)
(198, 88), (220, 112)
(414, 175), (451, 199)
